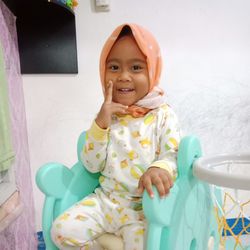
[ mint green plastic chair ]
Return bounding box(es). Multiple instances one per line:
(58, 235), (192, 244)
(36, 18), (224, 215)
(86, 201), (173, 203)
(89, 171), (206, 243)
(36, 132), (220, 250)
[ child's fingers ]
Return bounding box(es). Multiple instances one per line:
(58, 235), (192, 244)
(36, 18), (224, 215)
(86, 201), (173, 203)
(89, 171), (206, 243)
(152, 178), (166, 198)
(162, 179), (171, 196)
(165, 171), (173, 188)
(160, 172), (174, 197)
(111, 105), (128, 114)
(105, 80), (113, 103)
(137, 178), (144, 194)
(144, 179), (154, 198)
(109, 102), (128, 114)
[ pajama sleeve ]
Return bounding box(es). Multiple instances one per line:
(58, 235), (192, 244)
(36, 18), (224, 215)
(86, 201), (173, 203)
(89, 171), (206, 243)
(80, 121), (109, 173)
(150, 108), (181, 179)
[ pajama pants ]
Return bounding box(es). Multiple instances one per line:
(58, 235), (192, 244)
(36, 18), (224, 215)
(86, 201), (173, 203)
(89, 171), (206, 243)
(51, 188), (146, 250)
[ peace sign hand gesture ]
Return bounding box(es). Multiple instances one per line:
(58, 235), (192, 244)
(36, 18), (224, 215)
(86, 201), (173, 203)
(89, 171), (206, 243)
(95, 81), (128, 129)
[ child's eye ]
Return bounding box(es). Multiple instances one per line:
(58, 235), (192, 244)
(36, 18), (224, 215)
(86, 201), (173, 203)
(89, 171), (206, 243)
(131, 65), (143, 71)
(108, 65), (119, 71)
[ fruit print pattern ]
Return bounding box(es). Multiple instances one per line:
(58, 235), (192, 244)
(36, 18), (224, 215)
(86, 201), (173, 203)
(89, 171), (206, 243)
(81, 104), (180, 196)
(52, 104), (180, 250)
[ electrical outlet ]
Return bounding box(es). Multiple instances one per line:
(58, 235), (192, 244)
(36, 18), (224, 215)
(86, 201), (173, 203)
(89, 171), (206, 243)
(95, 0), (110, 12)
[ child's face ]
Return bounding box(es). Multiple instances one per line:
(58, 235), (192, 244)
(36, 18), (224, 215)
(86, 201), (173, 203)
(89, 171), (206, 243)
(105, 35), (150, 106)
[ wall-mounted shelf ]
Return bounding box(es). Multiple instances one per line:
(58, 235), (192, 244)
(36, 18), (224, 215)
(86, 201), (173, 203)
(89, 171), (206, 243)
(49, 0), (75, 14)
(2, 0), (78, 74)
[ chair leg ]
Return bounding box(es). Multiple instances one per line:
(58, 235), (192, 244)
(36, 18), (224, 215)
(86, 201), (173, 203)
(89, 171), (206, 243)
(146, 223), (162, 250)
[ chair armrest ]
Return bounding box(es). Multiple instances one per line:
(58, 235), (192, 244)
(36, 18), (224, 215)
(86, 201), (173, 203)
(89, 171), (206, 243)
(177, 136), (202, 177)
(142, 184), (180, 226)
(36, 162), (73, 198)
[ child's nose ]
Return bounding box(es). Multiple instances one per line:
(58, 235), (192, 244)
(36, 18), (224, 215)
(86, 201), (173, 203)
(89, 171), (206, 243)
(118, 70), (131, 82)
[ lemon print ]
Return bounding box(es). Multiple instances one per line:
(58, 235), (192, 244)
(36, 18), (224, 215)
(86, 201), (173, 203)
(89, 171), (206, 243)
(116, 207), (124, 214)
(87, 143), (94, 151)
(67, 238), (82, 247)
(131, 131), (141, 138)
(130, 167), (141, 180)
(144, 113), (156, 125)
(75, 215), (88, 221)
(139, 138), (151, 148)
(131, 164), (145, 179)
(128, 150), (138, 160)
(135, 229), (145, 235)
(80, 199), (96, 206)
(111, 198), (120, 205)
(119, 119), (129, 126)
(105, 214), (113, 224)
(120, 214), (129, 224)
(169, 137), (178, 149)
(96, 153), (101, 159)
(114, 183), (120, 191)
(62, 241), (70, 247)
(120, 159), (128, 168)
(59, 213), (70, 221)
(99, 175), (105, 183)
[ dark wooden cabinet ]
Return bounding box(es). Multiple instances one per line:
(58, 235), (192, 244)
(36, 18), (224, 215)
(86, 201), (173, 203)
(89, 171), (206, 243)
(2, 0), (78, 74)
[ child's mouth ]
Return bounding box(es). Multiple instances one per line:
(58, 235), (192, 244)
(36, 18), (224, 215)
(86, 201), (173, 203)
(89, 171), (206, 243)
(118, 88), (134, 93)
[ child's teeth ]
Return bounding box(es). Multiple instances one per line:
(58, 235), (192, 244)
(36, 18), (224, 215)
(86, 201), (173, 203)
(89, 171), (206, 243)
(120, 88), (132, 92)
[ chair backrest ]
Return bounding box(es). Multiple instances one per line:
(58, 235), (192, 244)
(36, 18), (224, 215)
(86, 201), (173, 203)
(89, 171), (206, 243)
(58, 131), (100, 215)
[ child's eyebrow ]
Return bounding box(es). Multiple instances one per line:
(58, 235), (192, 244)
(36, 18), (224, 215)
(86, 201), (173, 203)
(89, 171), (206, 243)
(106, 59), (120, 64)
(129, 59), (147, 64)
(106, 58), (147, 64)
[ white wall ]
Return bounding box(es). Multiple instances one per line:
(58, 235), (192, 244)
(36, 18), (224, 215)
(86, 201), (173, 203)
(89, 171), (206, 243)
(22, 0), (250, 231)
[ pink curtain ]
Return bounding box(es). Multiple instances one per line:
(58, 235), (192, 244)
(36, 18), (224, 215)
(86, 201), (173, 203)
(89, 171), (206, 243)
(0, 1), (37, 249)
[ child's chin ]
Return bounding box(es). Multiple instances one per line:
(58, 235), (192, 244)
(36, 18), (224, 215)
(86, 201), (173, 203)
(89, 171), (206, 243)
(121, 101), (135, 106)
(114, 99), (134, 106)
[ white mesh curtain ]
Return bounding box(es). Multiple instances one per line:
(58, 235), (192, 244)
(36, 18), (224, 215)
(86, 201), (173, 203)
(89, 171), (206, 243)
(0, 42), (15, 172)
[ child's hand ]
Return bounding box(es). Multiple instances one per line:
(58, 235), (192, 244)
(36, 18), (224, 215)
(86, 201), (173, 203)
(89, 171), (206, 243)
(95, 81), (128, 129)
(137, 167), (173, 198)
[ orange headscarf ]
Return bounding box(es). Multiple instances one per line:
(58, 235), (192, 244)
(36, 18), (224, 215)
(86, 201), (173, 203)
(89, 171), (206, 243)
(99, 23), (164, 117)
